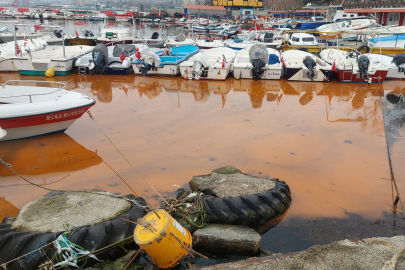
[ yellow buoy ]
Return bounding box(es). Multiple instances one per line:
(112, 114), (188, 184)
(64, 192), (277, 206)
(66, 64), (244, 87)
(45, 67), (55, 77)
(134, 209), (192, 269)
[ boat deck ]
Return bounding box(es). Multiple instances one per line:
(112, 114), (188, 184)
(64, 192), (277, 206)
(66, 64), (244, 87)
(24, 46), (93, 61)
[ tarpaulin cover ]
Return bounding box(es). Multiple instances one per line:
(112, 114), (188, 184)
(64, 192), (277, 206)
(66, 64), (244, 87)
(176, 32), (186, 42)
(142, 51), (161, 67)
(268, 54), (280, 65)
(249, 44), (269, 66)
(113, 44), (136, 57)
(92, 43), (108, 64)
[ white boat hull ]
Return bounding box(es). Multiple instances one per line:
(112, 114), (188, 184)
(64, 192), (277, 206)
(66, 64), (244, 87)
(3, 120), (76, 141)
(233, 66), (282, 80)
(133, 39), (165, 48)
(133, 63), (180, 76)
(180, 66), (230, 80)
(0, 59), (18, 72)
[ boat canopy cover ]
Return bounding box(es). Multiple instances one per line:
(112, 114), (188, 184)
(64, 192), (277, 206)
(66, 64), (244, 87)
(268, 54), (280, 65)
(142, 51), (161, 67)
(176, 32), (186, 42)
(263, 32), (274, 43)
(92, 43), (108, 65)
(249, 44), (269, 66)
(113, 44), (136, 57)
(194, 52), (210, 68)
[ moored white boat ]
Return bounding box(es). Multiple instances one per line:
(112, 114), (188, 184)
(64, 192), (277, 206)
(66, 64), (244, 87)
(225, 39), (255, 50)
(179, 47), (237, 80)
(12, 45), (94, 76)
(0, 39), (47, 72)
(0, 28), (44, 43)
(164, 33), (195, 48)
(317, 19), (375, 39)
(192, 23), (237, 33)
(0, 80), (96, 141)
(367, 34), (405, 48)
(132, 32), (165, 48)
(132, 45), (199, 76)
(319, 48), (388, 83)
(367, 53), (405, 79)
(76, 44), (148, 75)
(97, 28), (134, 46)
(233, 44), (282, 80)
(282, 49), (334, 82)
(195, 39), (225, 49)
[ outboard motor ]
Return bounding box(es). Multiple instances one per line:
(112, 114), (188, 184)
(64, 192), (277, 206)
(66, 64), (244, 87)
(175, 32), (186, 42)
(53, 30), (63, 38)
(151, 32), (159, 39)
(192, 52), (210, 80)
(89, 43), (108, 75)
(84, 30), (94, 37)
(357, 55), (370, 82)
(263, 32), (274, 43)
(392, 53), (405, 72)
(226, 30), (239, 39)
(303, 56), (317, 81)
(138, 51), (161, 75)
(249, 44), (269, 80)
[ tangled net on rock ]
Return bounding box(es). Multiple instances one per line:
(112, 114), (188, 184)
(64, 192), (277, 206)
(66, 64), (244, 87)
(162, 192), (209, 233)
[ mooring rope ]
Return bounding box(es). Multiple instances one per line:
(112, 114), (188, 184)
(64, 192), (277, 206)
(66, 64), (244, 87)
(0, 157), (148, 210)
(86, 110), (169, 205)
(377, 78), (405, 216)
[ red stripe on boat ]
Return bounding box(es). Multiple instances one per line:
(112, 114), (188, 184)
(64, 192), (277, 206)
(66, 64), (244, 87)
(0, 104), (94, 129)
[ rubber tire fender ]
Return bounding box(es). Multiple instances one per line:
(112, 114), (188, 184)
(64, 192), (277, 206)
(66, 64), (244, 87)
(202, 180), (291, 226)
(357, 45), (370, 54)
(0, 198), (147, 270)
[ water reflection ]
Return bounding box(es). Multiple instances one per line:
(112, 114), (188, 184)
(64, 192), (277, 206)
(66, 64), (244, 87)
(0, 197), (19, 222)
(0, 133), (102, 177)
(75, 76), (134, 103)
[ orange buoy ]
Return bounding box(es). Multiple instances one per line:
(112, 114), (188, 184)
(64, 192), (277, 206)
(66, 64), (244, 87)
(133, 209), (192, 269)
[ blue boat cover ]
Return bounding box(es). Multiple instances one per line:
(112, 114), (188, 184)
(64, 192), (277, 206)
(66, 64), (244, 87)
(268, 54), (280, 65)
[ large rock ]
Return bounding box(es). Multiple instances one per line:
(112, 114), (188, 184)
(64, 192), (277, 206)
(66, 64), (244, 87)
(195, 236), (405, 270)
(193, 224), (261, 255)
(190, 166), (277, 197)
(11, 191), (131, 233)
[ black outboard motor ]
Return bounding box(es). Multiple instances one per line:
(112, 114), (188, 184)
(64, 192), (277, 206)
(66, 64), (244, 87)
(357, 55), (370, 81)
(392, 53), (405, 72)
(138, 51), (161, 75)
(226, 30), (239, 39)
(151, 32), (159, 39)
(263, 32), (274, 43)
(140, 63), (154, 75)
(249, 44), (269, 81)
(303, 56), (317, 81)
(53, 30), (63, 38)
(84, 30), (94, 37)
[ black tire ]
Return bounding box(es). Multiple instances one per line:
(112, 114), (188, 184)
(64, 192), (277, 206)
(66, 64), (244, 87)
(0, 197), (147, 270)
(202, 180), (291, 226)
(357, 45), (370, 54)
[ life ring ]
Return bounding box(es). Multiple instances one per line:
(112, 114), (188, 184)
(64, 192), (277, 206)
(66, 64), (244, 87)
(357, 45), (370, 54)
(200, 180), (291, 226)
(0, 195), (147, 270)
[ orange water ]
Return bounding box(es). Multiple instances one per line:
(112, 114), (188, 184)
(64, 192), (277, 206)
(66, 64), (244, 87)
(0, 74), (403, 231)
